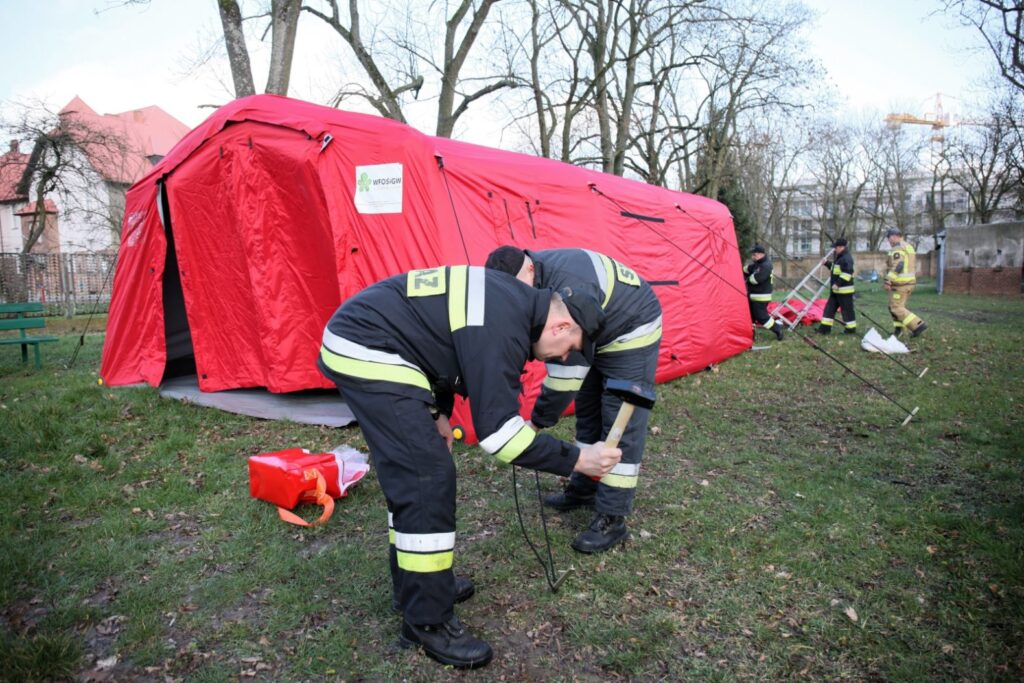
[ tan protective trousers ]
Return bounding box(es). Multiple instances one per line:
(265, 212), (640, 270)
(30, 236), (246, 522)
(888, 283), (924, 332)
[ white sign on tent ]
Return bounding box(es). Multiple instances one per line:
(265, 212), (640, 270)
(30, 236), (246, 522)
(354, 163), (404, 214)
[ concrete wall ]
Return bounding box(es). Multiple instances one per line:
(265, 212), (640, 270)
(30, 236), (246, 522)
(943, 221), (1024, 296)
(776, 251), (937, 282)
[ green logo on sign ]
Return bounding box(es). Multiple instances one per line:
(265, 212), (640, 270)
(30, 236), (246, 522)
(357, 172), (371, 192)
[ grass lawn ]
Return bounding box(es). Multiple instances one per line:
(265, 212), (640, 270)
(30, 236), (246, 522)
(1, 283), (1022, 681)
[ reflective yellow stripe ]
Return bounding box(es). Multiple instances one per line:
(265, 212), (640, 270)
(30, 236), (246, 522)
(832, 265), (842, 275)
(749, 293), (772, 302)
(600, 462), (639, 488)
(543, 376), (585, 391)
(396, 550), (454, 573)
(493, 425), (536, 464)
(845, 321), (857, 328)
(820, 318), (834, 326)
(833, 285), (855, 294)
(389, 529), (396, 544)
(598, 326), (662, 354)
(601, 472), (638, 489)
(902, 313), (919, 326)
(598, 254), (616, 308)
(839, 271), (853, 282)
(448, 266), (468, 331)
(319, 347), (431, 391)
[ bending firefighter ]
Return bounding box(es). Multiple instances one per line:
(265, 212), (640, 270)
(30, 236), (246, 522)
(884, 227), (927, 338)
(318, 266), (621, 669)
(486, 247), (662, 554)
(818, 237), (857, 335)
(744, 244), (784, 341)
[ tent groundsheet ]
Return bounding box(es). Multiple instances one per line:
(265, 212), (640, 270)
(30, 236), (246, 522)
(160, 375), (355, 427)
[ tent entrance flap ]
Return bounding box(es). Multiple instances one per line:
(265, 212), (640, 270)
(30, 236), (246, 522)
(159, 182), (195, 382)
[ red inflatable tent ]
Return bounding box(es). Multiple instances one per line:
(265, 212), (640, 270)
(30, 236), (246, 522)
(100, 95), (751, 440)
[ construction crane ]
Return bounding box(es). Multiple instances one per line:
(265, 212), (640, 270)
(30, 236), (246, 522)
(885, 93), (952, 142)
(885, 93), (990, 142)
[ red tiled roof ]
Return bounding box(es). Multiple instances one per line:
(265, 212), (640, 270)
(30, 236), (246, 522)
(15, 199), (58, 215)
(57, 96), (190, 185)
(0, 148), (29, 202)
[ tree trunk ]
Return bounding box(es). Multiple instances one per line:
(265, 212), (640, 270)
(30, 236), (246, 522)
(218, 0), (256, 98)
(266, 0), (301, 95)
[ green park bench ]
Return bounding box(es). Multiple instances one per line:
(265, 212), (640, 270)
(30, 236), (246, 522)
(0, 302), (59, 368)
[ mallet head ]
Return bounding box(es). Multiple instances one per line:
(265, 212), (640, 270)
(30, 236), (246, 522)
(604, 378), (656, 410)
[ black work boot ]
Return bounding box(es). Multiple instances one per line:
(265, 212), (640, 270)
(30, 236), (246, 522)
(843, 327), (858, 335)
(571, 513), (629, 554)
(892, 327), (902, 338)
(400, 615), (493, 669)
(393, 575), (474, 613)
(773, 325), (784, 341)
(911, 322), (928, 338)
(544, 488), (595, 511)
(817, 325), (831, 335)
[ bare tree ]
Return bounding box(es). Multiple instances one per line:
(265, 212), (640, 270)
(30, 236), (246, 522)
(304, 0), (518, 137)
(120, 0), (301, 98)
(944, 92), (1023, 223)
(218, 0), (257, 96)
(862, 124), (926, 242)
(733, 116), (814, 267)
(690, 2), (816, 200)
(801, 119), (870, 252)
(2, 103), (133, 255)
(943, 0), (1024, 93)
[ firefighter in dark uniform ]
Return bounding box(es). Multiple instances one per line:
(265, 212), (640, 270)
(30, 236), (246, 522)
(818, 237), (857, 334)
(485, 246), (661, 554)
(744, 245), (784, 340)
(318, 265), (621, 669)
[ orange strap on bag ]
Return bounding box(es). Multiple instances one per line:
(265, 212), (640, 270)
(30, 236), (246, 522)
(248, 447), (368, 527)
(276, 469), (335, 527)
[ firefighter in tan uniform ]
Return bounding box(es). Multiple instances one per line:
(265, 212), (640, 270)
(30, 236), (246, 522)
(884, 227), (927, 338)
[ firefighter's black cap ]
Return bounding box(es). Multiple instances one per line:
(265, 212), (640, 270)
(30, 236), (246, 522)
(558, 287), (604, 362)
(484, 245), (526, 274)
(886, 227), (902, 237)
(834, 237), (848, 248)
(751, 244), (766, 254)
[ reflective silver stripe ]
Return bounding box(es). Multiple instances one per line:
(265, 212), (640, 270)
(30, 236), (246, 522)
(608, 462), (640, 476)
(322, 329), (421, 371)
(388, 512), (394, 528)
(599, 316), (662, 350)
(583, 249), (609, 295)
(479, 415), (528, 454)
(394, 531), (456, 553)
(466, 266), (486, 326)
(545, 364), (589, 379)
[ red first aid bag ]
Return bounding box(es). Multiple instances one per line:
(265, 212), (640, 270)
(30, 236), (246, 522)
(248, 448), (369, 527)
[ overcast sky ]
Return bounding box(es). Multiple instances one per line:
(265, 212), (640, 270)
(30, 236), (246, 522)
(0, 0), (996, 145)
